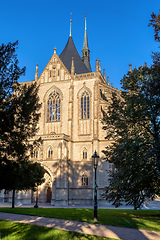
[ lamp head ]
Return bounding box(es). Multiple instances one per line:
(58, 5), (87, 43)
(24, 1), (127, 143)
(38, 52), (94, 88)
(92, 150), (99, 168)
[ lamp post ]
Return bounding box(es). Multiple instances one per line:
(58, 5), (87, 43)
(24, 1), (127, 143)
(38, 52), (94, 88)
(34, 186), (38, 208)
(92, 150), (99, 222)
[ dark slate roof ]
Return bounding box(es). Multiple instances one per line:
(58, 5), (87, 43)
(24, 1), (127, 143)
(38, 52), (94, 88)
(59, 36), (91, 74)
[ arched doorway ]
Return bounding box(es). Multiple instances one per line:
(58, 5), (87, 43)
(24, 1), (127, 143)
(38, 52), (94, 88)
(31, 169), (52, 204)
(47, 187), (52, 203)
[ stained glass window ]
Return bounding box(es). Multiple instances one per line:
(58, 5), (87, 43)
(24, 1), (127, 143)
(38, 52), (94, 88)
(47, 91), (61, 122)
(81, 91), (89, 119)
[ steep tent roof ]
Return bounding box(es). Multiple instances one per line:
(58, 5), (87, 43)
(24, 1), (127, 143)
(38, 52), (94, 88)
(59, 36), (91, 74)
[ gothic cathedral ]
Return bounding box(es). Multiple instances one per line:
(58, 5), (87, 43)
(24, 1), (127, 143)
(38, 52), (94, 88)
(1, 17), (120, 206)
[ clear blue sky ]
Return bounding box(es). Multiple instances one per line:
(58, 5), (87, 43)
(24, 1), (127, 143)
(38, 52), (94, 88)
(1, 0), (159, 89)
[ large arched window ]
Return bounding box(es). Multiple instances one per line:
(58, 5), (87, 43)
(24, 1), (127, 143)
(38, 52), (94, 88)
(47, 91), (61, 122)
(81, 91), (89, 119)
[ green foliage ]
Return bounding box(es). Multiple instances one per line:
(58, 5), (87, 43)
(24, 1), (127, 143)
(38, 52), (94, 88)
(102, 11), (160, 209)
(102, 63), (160, 209)
(149, 11), (160, 42)
(0, 41), (44, 207)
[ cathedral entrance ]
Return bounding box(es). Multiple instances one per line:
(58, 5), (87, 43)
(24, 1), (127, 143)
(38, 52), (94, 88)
(31, 170), (52, 204)
(47, 187), (52, 203)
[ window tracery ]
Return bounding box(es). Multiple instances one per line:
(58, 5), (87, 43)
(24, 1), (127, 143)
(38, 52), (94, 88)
(47, 91), (61, 122)
(81, 91), (90, 119)
(82, 148), (87, 160)
(48, 146), (53, 158)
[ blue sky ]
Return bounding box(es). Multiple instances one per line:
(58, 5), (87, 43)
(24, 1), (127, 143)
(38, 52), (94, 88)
(1, 0), (159, 89)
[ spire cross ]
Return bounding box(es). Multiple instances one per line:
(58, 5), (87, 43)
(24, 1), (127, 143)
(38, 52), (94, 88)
(70, 13), (72, 37)
(85, 13), (87, 30)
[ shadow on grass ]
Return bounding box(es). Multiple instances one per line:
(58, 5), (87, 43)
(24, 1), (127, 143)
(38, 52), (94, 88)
(0, 220), (115, 240)
(0, 209), (160, 240)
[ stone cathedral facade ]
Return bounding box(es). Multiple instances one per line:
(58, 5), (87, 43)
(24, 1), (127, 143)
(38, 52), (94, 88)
(1, 18), (120, 206)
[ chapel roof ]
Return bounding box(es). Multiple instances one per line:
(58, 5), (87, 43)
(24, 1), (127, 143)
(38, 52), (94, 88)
(59, 36), (91, 74)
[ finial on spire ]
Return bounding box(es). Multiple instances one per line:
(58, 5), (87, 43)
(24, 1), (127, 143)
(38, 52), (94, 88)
(107, 76), (110, 86)
(71, 57), (75, 75)
(85, 13), (87, 29)
(35, 64), (38, 81)
(95, 59), (98, 72)
(98, 60), (101, 72)
(70, 13), (72, 37)
(103, 69), (106, 80)
(129, 63), (132, 72)
(54, 47), (57, 54)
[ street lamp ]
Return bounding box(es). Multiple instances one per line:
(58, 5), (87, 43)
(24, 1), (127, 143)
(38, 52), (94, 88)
(92, 150), (99, 222)
(34, 186), (38, 208)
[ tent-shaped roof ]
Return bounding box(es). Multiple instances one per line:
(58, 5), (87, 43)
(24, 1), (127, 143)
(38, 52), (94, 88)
(59, 36), (91, 74)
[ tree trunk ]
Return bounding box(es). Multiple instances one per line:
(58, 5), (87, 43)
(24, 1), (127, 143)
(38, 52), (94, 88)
(12, 189), (15, 208)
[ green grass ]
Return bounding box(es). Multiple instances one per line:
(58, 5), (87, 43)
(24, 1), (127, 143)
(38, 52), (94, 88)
(0, 208), (160, 232)
(0, 220), (118, 240)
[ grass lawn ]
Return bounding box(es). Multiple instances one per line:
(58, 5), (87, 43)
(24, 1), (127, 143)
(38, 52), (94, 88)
(0, 220), (118, 240)
(0, 208), (160, 232)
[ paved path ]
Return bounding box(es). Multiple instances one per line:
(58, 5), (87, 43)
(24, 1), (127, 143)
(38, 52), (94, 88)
(0, 212), (160, 240)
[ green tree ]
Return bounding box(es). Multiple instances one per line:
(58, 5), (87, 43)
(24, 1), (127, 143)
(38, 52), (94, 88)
(102, 11), (160, 210)
(0, 160), (44, 208)
(102, 62), (160, 209)
(149, 11), (160, 42)
(103, 65), (160, 209)
(0, 41), (44, 207)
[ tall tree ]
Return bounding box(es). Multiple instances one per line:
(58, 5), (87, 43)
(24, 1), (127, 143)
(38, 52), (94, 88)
(0, 41), (44, 207)
(102, 11), (160, 209)
(102, 64), (160, 209)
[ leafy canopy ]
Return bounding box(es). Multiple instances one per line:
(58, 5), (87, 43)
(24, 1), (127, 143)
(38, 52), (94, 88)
(0, 41), (44, 206)
(102, 11), (160, 209)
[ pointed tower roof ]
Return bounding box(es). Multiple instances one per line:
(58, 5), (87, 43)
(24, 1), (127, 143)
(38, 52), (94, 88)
(59, 36), (90, 74)
(81, 15), (92, 72)
(82, 15), (89, 50)
(59, 16), (91, 74)
(59, 17), (91, 75)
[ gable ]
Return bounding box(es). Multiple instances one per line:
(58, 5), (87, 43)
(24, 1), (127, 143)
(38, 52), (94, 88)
(38, 52), (71, 84)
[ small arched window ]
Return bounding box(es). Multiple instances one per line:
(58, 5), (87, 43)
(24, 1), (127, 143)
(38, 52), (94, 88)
(33, 150), (38, 159)
(81, 91), (90, 119)
(48, 146), (53, 158)
(82, 173), (88, 186)
(82, 148), (87, 160)
(47, 91), (61, 122)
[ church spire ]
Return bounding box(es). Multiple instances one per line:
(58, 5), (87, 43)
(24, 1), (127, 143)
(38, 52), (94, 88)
(83, 14), (88, 50)
(70, 13), (72, 37)
(81, 14), (92, 72)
